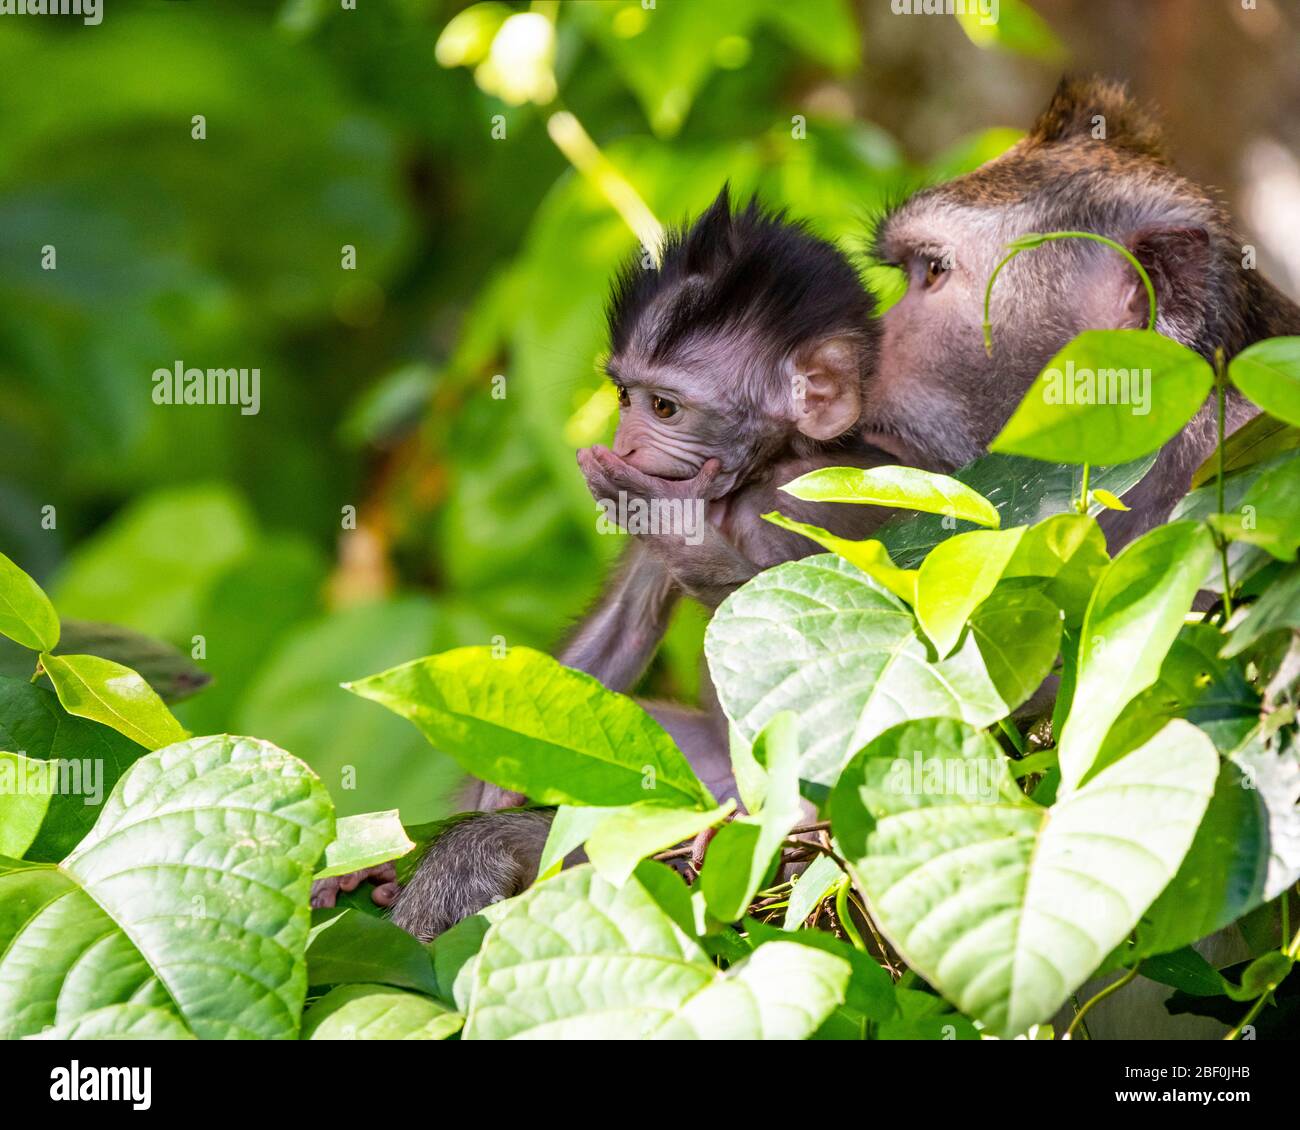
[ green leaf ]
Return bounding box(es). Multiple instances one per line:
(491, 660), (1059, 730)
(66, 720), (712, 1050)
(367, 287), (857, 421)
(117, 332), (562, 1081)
(782, 853), (844, 930)
(1115, 756), (1270, 967)
(1173, 453), (1288, 591)
(5, 619), (211, 704)
(1140, 948), (1229, 998)
(700, 713), (802, 921)
(0, 735), (333, 1039)
(744, 917), (896, 1025)
(29, 1004), (195, 1040)
(1231, 736), (1300, 901)
(0, 678), (147, 861)
(1191, 413), (1300, 488)
(1093, 624), (1259, 768)
(462, 866), (848, 1039)
(915, 528), (1026, 656)
(990, 330), (1215, 464)
(0, 751), (53, 857)
(586, 802), (733, 885)
(706, 556), (1030, 785)
(965, 582), (1064, 711)
(762, 513), (917, 604)
(832, 718), (1217, 1038)
(0, 551), (59, 652)
(1211, 454), (1300, 561)
(537, 804), (615, 880)
(316, 810), (414, 880)
(306, 909), (438, 996)
(1222, 564), (1300, 657)
(40, 652), (188, 751)
(955, 0), (1065, 61)
(1090, 488), (1129, 511)
(1057, 521), (1217, 791)
(1003, 513), (1109, 627)
(348, 646), (712, 809)
(876, 451), (1152, 569)
(781, 465), (999, 528)
(1233, 952), (1295, 1001)
(1229, 336), (1300, 427)
(301, 984), (462, 1040)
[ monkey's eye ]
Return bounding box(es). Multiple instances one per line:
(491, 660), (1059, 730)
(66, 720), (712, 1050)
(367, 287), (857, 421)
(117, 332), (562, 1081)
(652, 396), (678, 419)
(924, 257), (950, 288)
(616, 384), (630, 408)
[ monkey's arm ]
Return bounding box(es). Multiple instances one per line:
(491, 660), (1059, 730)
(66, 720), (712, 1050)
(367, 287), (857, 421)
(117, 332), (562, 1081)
(556, 539), (682, 693)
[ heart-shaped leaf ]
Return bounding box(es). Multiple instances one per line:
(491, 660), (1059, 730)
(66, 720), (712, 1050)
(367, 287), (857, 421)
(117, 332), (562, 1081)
(705, 556), (1031, 785)
(0, 734), (332, 1039)
(348, 646), (712, 809)
(461, 865), (848, 1039)
(832, 717), (1216, 1038)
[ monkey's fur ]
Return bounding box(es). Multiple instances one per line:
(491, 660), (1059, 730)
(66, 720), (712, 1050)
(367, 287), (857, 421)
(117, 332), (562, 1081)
(325, 80), (1300, 1039)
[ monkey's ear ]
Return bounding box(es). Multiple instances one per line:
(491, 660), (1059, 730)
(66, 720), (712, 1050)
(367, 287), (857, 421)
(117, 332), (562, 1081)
(791, 337), (862, 441)
(1118, 225), (1213, 332)
(1029, 76), (1167, 161)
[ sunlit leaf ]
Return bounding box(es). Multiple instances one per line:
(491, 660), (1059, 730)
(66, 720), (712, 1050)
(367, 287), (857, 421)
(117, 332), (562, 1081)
(1229, 336), (1300, 427)
(348, 646), (712, 809)
(0, 551), (59, 652)
(781, 465), (1000, 528)
(833, 718), (1216, 1038)
(990, 330), (1214, 464)
(40, 653), (188, 751)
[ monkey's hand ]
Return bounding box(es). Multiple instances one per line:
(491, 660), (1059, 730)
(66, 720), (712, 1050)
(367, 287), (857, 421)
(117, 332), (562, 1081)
(577, 445), (724, 512)
(310, 862), (400, 910)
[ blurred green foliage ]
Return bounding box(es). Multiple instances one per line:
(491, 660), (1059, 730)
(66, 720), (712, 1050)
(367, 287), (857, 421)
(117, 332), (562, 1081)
(0, 0), (1041, 820)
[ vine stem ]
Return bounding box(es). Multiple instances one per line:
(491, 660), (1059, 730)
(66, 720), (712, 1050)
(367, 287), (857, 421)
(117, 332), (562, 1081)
(981, 231), (1158, 515)
(1065, 966), (1138, 1039)
(1213, 347), (1234, 618)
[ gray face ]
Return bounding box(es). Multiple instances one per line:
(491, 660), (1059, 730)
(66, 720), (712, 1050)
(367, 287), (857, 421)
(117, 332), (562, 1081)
(605, 335), (803, 495)
(864, 190), (1168, 473)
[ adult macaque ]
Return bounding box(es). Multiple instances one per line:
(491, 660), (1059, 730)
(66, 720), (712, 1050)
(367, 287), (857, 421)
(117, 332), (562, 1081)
(863, 75), (1300, 547)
